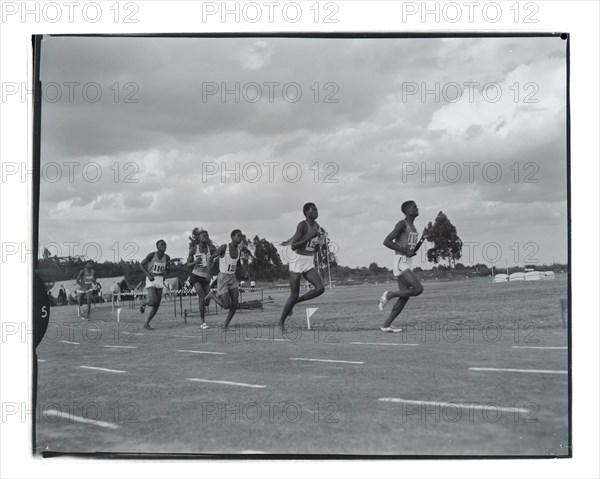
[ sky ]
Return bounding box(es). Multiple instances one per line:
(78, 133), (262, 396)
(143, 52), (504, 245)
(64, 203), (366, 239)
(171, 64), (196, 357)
(38, 35), (568, 269)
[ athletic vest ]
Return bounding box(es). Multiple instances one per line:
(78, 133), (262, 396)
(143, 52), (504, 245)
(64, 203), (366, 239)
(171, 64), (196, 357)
(148, 252), (167, 275)
(83, 270), (95, 287)
(191, 244), (210, 278)
(219, 244), (240, 274)
(396, 220), (418, 256)
(299, 221), (321, 255)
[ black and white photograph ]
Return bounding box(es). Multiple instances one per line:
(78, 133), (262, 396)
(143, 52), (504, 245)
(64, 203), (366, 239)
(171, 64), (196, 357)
(30, 32), (572, 458)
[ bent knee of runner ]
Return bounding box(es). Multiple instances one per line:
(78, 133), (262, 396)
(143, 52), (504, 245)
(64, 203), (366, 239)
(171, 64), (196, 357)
(314, 285), (325, 296)
(413, 285), (424, 296)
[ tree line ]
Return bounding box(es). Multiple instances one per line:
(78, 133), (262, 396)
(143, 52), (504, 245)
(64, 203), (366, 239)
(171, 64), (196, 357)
(37, 212), (566, 287)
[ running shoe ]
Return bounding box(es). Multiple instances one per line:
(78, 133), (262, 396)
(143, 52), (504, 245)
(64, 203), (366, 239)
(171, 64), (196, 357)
(378, 291), (389, 311)
(381, 326), (402, 333)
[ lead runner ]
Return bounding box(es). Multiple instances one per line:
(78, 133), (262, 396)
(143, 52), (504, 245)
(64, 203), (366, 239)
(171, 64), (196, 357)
(186, 227), (216, 329)
(139, 239), (171, 330)
(378, 200), (424, 332)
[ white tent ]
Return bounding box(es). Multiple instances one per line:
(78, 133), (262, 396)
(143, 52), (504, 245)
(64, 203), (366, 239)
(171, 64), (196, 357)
(525, 271), (542, 281)
(493, 274), (509, 283)
(95, 276), (126, 296)
(541, 271), (556, 280)
(509, 272), (526, 281)
(48, 276), (126, 298)
(48, 280), (78, 297)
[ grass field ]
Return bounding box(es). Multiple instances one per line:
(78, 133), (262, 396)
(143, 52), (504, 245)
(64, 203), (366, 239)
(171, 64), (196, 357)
(35, 275), (570, 457)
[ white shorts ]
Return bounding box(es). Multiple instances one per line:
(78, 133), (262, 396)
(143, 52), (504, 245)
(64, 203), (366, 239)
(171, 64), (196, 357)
(146, 275), (164, 289)
(289, 252), (315, 274)
(392, 255), (412, 277)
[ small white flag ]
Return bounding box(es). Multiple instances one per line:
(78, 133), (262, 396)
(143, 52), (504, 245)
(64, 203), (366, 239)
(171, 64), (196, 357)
(306, 308), (318, 330)
(117, 307), (122, 323)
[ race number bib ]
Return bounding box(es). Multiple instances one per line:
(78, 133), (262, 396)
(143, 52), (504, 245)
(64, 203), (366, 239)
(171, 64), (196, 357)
(227, 263), (236, 273)
(407, 232), (419, 248)
(151, 263), (165, 274)
(306, 236), (319, 252)
(194, 253), (208, 271)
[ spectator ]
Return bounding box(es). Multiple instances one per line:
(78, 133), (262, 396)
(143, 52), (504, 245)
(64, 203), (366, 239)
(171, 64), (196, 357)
(57, 285), (66, 305)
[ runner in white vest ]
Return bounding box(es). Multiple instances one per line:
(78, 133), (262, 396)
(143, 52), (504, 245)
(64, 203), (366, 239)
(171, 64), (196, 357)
(76, 260), (97, 320)
(377, 200), (425, 333)
(278, 202), (326, 332)
(139, 239), (170, 330)
(186, 227), (217, 329)
(210, 229), (248, 330)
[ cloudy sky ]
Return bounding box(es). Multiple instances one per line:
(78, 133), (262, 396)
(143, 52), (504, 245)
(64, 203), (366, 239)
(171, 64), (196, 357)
(38, 35), (567, 269)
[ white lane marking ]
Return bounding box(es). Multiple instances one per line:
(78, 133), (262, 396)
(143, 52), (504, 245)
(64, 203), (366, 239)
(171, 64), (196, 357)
(59, 340), (79, 345)
(38, 359), (46, 362)
(350, 341), (419, 346)
(79, 365), (126, 373)
(178, 350), (226, 355)
(164, 335), (203, 339)
(469, 367), (567, 375)
(86, 328), (143, 336)
(187, 378), (265, 388)
(43, 409), (120, 429)
(104, 345), (138, 349)
(378, 398), (534, 414)
(512, 346), (567, 350)
(245, 338), (290, 342)
(289, 358), (364, 365)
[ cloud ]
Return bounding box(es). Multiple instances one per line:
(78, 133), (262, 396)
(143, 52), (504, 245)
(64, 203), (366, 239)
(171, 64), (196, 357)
(238, 40), (274, 70)
(38, 36), (568, 267)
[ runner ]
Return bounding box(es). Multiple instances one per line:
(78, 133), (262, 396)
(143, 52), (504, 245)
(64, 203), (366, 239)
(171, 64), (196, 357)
(75, 260), (97, 320)
(378, 200), (424, 332)
(209, 229), (247, 330)
(139, 239), (171, 330)
(186, 227), (216, 329)
(278, 202), (326, 332)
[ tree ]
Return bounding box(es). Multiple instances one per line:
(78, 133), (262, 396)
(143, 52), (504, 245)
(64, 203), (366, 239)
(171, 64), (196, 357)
(315, 235), (338, 280)
(423, 211), (463, 267)
(368, 262), (383, 274)
(248, 236), (283, 281)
